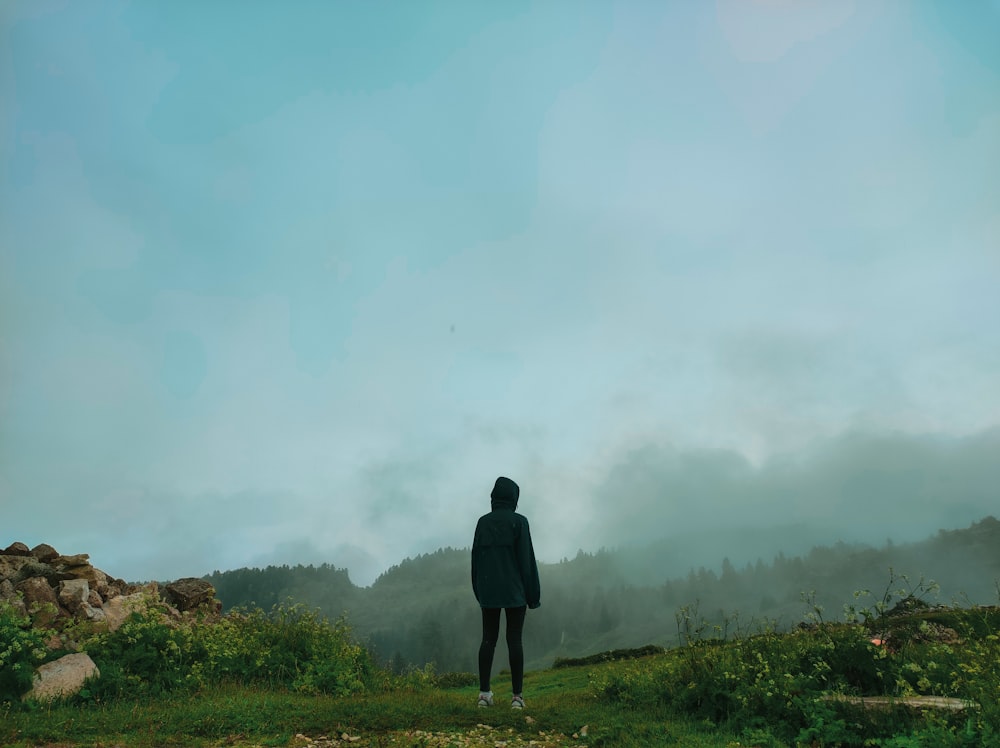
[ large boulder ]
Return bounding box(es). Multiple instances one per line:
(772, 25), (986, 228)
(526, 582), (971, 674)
(24, 652), (100, 702)
(30, 543), (59, 563)
(61, 564), (103, 584)
(164, 578), (216, 612)
(58, 579), (91, 615)
(2, 542), (30, 556)
(101, 591), (149, 632)
(15, 577), (69, 627)
(15, 576), (58, 612)
(55, 553), (90, 568)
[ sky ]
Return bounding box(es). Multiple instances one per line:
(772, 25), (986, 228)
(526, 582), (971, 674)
(2, 0), (999, 586)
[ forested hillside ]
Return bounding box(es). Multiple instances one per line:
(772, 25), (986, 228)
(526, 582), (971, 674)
(205, 516), (1000, 673)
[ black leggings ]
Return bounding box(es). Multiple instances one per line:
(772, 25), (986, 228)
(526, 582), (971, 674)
(478, 606), (527, 694)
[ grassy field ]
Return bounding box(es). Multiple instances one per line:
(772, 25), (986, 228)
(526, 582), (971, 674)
(2, 658), (740, 747)
(4, 597), (998, 747)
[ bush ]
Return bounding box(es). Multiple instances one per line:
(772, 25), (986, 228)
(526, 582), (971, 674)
(0, 601), (49, 702)
(84, 609), (205, 698)
(593, 605), (1000, 747)
(434, 671), (477, 689)
(196, 604), (376, 695)
(82, 602), (378, 699)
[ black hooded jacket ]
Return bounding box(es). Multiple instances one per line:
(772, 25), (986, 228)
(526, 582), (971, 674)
(471, 477), (541, 609)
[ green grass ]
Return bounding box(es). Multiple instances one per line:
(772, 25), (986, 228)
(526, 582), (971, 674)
(1, 658), (740, 747)
(5, 599), (998, 747)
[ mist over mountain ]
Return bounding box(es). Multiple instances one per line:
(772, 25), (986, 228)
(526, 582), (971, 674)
(580, 428), (1000, 580)
(195, 427), (1000, 589)
(206, 516), (1000, 675)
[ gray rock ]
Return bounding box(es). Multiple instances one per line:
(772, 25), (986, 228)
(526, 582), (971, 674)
(101, 591), (148, 632)
(25, 652), (100, 702)
(58, 579), (90, 614)
(80, 602), (107, 623)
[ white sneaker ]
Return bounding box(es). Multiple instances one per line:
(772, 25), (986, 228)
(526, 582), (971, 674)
(477, 691), (494, 707)
(511, 695), (525, 709)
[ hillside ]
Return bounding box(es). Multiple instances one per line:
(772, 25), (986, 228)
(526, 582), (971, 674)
(205, 516), (1000, 673)
(4, 522), (1000, 747)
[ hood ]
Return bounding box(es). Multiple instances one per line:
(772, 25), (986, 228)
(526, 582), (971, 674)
(490, 476), (519, 510)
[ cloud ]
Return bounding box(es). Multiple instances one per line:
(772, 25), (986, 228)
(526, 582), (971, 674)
(579, 428), (1000, 569)
(709, 0), (874, 134)
(715, 0), (859, 63)
(7, 424), (998, 590)
(159, 330), (208, 398)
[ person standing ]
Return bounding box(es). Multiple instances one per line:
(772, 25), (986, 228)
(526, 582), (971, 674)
(471, 476), (541, 709)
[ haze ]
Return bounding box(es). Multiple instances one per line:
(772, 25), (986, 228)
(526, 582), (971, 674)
(2, 1), (998, 586)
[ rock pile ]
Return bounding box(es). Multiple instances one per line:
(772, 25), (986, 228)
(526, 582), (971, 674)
(1, 541), (222, 701)
(1, 541), (220, 633)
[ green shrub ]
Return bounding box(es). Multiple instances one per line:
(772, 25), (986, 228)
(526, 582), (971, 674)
(84, 610), (205, 698)
(0, 601), (49, 702)
(80, 602), (378, 699)
(196, 604), (376, 695)
(434, 670), (477, 689)
(594, 605), (1000, 746)
(389, 661), (438, 692)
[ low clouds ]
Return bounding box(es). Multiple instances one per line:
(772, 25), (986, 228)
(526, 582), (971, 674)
(16, 426), (995, 588)
(576, 428), (1000, 573)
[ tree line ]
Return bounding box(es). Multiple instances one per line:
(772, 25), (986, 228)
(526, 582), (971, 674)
(204, 516), (1000, 674)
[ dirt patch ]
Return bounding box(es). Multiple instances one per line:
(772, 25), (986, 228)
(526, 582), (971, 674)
(287, 723), (582, 747)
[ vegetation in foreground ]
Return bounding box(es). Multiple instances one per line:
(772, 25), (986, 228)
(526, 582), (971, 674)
(3, 573), (1000, 747)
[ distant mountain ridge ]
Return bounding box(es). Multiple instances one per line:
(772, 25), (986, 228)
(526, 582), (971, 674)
(204, 516), (1000, 673)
